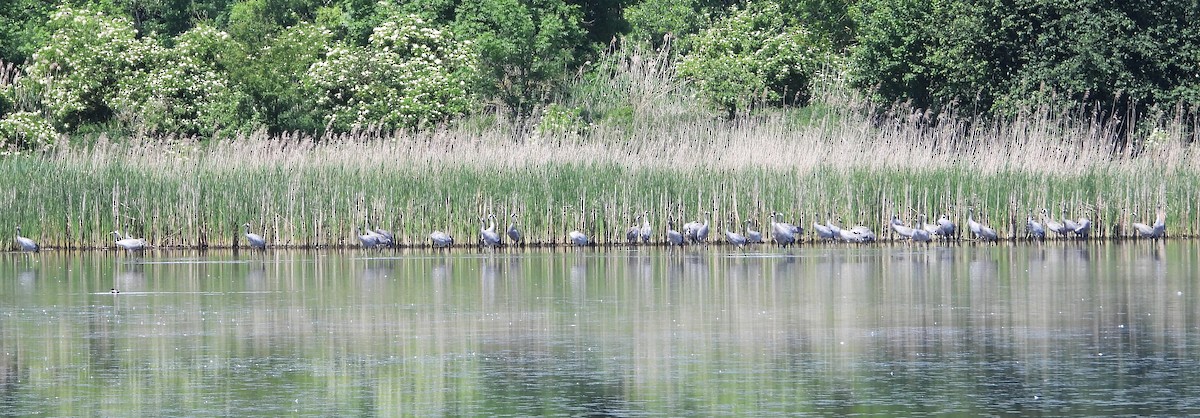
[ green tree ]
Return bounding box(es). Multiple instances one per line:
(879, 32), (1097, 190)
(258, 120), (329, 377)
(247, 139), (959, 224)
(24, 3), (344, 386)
(225, 0), (318, 46)
(0, 0), (59, 64)
(232, 22), (332, 133)
(852, 0), (1200, 115)
(678, 1), (827, 118)
(304, 13), (477, 131)
(109, 25), (259, 136)
(21, 6), (151, 130)
(624, 0), (712, 54)
(402, 0), (589, 119)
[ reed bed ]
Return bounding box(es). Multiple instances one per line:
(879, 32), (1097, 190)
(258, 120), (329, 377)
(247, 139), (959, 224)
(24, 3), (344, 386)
(3, 98), (1198, 249)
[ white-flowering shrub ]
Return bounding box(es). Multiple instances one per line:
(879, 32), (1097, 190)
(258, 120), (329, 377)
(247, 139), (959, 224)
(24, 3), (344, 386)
(21, 6), (149, 127)
(0, 111), (57, 154)
(109, 25), (259, 136)
(305, 14), (477, 131)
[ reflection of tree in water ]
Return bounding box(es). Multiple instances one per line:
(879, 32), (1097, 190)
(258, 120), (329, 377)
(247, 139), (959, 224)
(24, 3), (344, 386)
(476, 340), (633, 416)
(86, 302), (123, 380)
(0, 352), (30, 412)
(682, 250), (709, 282)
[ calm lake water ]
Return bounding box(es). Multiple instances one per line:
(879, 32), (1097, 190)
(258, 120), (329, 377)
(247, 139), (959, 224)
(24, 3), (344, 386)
(1, 241), (1198, 416)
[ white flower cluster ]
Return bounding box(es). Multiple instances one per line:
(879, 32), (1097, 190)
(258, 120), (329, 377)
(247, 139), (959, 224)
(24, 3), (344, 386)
(23, 6), (144, 123)
(108, 25), (256, 136)
(0, 111), (58, 154)
(305, 14), (478, 131)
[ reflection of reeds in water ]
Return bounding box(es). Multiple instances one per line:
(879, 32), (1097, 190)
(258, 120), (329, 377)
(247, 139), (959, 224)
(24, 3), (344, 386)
(0, 246), (1196, 414)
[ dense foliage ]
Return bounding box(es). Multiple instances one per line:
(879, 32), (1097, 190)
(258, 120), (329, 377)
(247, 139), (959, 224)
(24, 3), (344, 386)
(852, 0), (1200, 115)
(2, 0), (1200, 143)
(677, 1), (825, 118)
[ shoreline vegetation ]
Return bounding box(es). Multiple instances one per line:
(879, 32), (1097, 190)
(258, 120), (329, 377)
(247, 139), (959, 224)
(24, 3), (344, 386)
(5, 86), (1198, 250)
(5, 3), (1200, 250)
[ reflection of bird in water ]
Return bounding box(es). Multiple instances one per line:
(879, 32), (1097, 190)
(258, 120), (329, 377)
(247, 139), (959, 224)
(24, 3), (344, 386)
(112, 266), (146, 294)
(245, 264), (267, 291)
(431, 262), (449, 283)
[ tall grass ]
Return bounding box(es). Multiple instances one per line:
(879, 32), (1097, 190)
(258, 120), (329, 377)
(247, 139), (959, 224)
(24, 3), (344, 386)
(3, 49), (1199, 248)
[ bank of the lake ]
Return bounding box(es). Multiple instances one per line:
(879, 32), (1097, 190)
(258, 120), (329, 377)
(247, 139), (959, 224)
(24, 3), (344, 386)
(4, 110), (1198, 249)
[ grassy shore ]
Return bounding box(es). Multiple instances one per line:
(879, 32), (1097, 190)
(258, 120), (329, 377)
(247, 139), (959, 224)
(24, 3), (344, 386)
(3, 96), (1198, 249)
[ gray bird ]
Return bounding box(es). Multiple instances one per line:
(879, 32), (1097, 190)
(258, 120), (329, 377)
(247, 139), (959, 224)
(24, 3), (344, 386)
(638, 211), (652, 243)
(112, 231), (147, 252)
(15, 226), (39, 253)
(891, 215), (916, 239)
(358, 227), (381, 249)
(625, 213), (641, 244)
(371, 220), (395, 247)
(1042, 209), (1068, 237)
(725, 228), (747, 248)
(1074, 217), (1092, 239)
(695, 212), (711, 244)
(911, 227), (933, 243)
(568, 230), (589, 247)
(937, 213), (956, 239)
(1061, 208), (1080, 237)
(1027, 215), (1046, 240)
(919, 214), (940, 237)
(849, 225), (876, 242)
(1132, 208), (1166, 239)
(430, 231), (454, 248)
(813, 221), (835, 241)
(745, 220), (763, 244)
(666, 220), (685, 246)
(480, 215), (501, 248)
(243, 223), (266, 249)
(967, 208), (998, 241)
(506, 214), (522, 245)
(827, 216), (844, 240)
(770, 212), (797, 247)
